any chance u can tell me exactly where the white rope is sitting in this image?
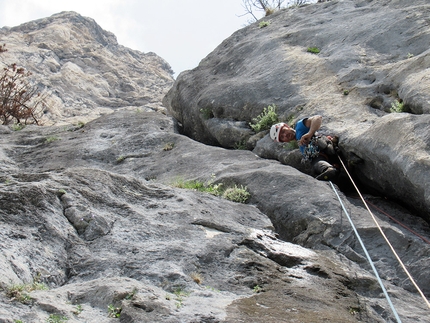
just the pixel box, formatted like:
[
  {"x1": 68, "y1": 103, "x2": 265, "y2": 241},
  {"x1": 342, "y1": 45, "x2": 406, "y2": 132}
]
[
  {"x1": 337, "y1": 157, "x2": 430, "y2": 310},
  {"x1": 329, "y1": 181, "x2": 402, "y2": 323}
]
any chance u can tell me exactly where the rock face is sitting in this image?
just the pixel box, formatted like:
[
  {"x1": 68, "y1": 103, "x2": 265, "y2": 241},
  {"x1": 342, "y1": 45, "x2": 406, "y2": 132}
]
[
  {"x1": 0, "y1": 5, "x2": 430, "y2": 323},
  {"x1": 163, "y1": 0, "x2": 430, "y2": 222},
  {"x1": 0, "y1": 11, "x2": 174, "y2": 125},
  {"x1": 1, "y1": 110, "x2": 430, "y2": 322}
]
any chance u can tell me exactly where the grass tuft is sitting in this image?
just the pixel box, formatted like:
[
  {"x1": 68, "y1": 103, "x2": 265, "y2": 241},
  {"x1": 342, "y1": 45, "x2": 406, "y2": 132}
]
[
  {"x1": 172, "y1": 177, "x2": 250, "y2": 204},
  {"x1": 190, "y1": 272, "x2": 204, "y2": 285}
]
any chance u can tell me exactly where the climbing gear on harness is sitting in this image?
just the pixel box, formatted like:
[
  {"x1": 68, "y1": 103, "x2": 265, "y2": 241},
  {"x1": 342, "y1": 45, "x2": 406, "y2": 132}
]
[
  {"x1": 301, "y1": 136, "x2": 320, "y2": 162},
  {"x1": 301, "y1": 135, "x2": 338, "y2": 163}
]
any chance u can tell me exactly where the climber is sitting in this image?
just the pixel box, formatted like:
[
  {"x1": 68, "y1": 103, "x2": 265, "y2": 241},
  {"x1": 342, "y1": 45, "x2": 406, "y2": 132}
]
[{"x1": 270, "y1": 115, "x2": 340, "y2": 181}]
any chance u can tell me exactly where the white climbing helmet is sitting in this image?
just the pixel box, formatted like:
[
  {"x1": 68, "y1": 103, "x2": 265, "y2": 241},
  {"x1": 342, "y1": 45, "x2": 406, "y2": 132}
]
[{"x1": 270, "y1": 123, "x2": 290, "y2": 142}]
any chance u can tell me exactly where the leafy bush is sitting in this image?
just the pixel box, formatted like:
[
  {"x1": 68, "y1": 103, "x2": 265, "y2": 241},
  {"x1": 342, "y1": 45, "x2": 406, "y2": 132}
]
[
  {"x1": 6, "y1": 280, "x2": 48, "y2": 304},
  {"x1": 45, "y1": 136, "x2": 60, "y2": 144},
  {"x1": 0, "y1": 44, "x2": 47, "y2": 125},
  {"x1": 11, "y1": 123, "x2": 25, "y2": 131},
  {"x1": 46, "y1": 314, "x2": 68, "y2": 323},
  {"x1": 173, "y1": 178, "x2": 223, "y2": 196},
  {"x1": 253, "y1": 285, "x2": 262, "y2": 293},
  {"x1": 200, "y1": 108, "x2": 213, "y2": 120},
  {"x1": 307, "y1": 47, "x2": 320, "y2": 54},
  {"x1": 172, "y1": 287, "x2": 190, "y2": 308},
  {"x1": 249, "y1": 104, "x2": 279, "y2": 132},
  {"x1": 222, "y1": 185, "x2": 250, "y2": 203},
  {"x1": 108, "y1": 305, "x2": 121, "y2": 318},
  {"x1": 173, "y1": 177, "x2": 250, "y2": 203},
  {"x1": 163, "y1": 142, "x2": 174, "y2": 151},
  {"x1": 390, "y1": 99, "x2": 404, "y2": 113},
  {"x1": 259, "y1": 21, "x2": 270, "y2": 28},
  {"x1": 234, "y1": 139, "x2": 247, "y2": 150},
  {"x1": 116, "y1": 155, "x2": 126, "y2": 164}
]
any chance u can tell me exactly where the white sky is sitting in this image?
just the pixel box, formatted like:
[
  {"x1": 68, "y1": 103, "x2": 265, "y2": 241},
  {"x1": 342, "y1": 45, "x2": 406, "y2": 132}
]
[{"x1": 0, "y1": 0, "x2": 260, "y2": 77}]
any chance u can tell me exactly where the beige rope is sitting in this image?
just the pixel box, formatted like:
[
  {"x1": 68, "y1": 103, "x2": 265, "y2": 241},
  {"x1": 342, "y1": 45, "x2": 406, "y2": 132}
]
[{"x1": 338, "y1": 156, "x2": 430, "y2": 310}]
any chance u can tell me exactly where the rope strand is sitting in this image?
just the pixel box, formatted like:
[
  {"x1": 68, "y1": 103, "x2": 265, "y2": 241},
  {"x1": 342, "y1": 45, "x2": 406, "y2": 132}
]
[
  {"x1": 364, "y1": 199, "x2": 430, "y2": 245},
  {"x1": 337, "y1": 157, "x2": 430, "y2": 310},
  {"x1": 330, "y1": 181, "x2": 402, "y2": 323}
]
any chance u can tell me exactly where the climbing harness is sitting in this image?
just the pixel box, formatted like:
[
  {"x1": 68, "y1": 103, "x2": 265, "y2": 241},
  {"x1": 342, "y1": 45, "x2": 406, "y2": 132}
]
[{"x1": 330, "y1": 156, "x2": 430, "y2": 322}]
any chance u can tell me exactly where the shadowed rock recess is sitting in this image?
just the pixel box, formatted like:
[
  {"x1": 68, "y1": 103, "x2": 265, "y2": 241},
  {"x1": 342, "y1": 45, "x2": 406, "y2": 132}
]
[{"x1": 0, "y1": 3, "x2": 429, "y2": 323}]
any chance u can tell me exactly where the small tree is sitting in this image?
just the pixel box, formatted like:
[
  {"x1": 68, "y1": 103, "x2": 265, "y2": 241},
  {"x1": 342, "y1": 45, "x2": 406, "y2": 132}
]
[
  {"x1": 241, "y1": 0, "x2": 311, "y2": 22},
  {"x1": 0, "y1": 45, "x2": 46, "y2": 125}
]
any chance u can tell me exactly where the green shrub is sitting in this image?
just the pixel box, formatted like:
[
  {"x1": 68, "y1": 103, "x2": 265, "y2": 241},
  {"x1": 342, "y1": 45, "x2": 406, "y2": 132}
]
[
  {"x1": 11, "y1": 123, "x2": 25, "y2": 131},
  {"x1": 259, "y1": 21, "x2": 270, "y2": 28},
  {"x1": 253, "y1": 285, "x2": 262, "y2": 293},
  {"x1": 307, "y1": 47, "x2": 320, "y2": 54},
  {"x1": 108, "y1": 305, "x2": 121, "y2": 318},
  {"x1": 125, "y1": 288, "x2": 138, "y2": 300},
  {"x1": 172, "y1": 287, "x2": 190, "y2": 308},
  {"x1": 45, "y1": 136, "x2": 60, "y2": 144},
  {"x1": 73, "y1": 304, "x2": 83, "y2": 315},
  {"x1": 390, "y1": 99, "x2": 404, "y2": 113},
  {"x1": 116, "y1": 155, "x2": 126, "y2": 163},
  {"x1": 234, "y1": 139, "x2": 247, "y2": 150},
  {"x1": 222, "y1": 185, "x2": 250, "y2": 203},
  {"x1": 249, "y1": 105, "x2": 278, "y2": 132},
  {"x1": 200, "y1": 108, "x2": 214, "y2": 119},
  {"x1": 75, "y1": 121, "x2": 85, "y2": 129},
  {"x1": 6, "y1": 280, "x2": 48, "y2": 304},
  {"x1": 173, "y1": 178, "x2": 222, "y2": 195},
  {"x1": 6, "y1": 285, "x2": 32, "y2": 304},
  {"x1": 174, "y1": 179, "x2": 205, "y2": 190},
  {"x1": 163, "y1": 142, "x2": 174, "y2": 151},
  {"x1": 173, "y1": 178, "x2": 250, "y2": 203},
  {"x1": 46, "y1": 314, "x2": 68, "y2": 323}
]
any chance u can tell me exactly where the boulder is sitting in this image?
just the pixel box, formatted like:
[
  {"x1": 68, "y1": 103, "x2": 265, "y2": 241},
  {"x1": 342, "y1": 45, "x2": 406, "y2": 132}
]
[{"x1": 163, "y1": 0, "x2": 430, "y2": 221}]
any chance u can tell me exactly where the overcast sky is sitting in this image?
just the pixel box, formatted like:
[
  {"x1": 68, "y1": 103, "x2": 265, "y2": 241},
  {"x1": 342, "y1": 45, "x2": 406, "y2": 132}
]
[{"x1": 0, "y1": 0, "x2": 262, "y2": 77}]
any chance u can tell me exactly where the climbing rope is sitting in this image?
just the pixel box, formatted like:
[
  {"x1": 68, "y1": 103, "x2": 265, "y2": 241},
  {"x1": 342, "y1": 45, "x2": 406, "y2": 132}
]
[
  {"x1": 334, "y1": 156, "x2": 430, "y2": 310},
  {"x1": 363, "y1": 199, "x2": 430, "y2": 245},
  {"x1": 330, "y1": 181, "x2": 402, "y2": 323}
]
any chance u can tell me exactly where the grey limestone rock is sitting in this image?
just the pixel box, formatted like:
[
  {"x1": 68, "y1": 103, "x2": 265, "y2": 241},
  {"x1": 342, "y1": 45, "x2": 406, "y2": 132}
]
[
  {"x1": 163, "y1": 0, "x2": 430, "y2": 223},
  {"x1": 0, "y1": 3, "x2": 429, "y2": 322}
]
